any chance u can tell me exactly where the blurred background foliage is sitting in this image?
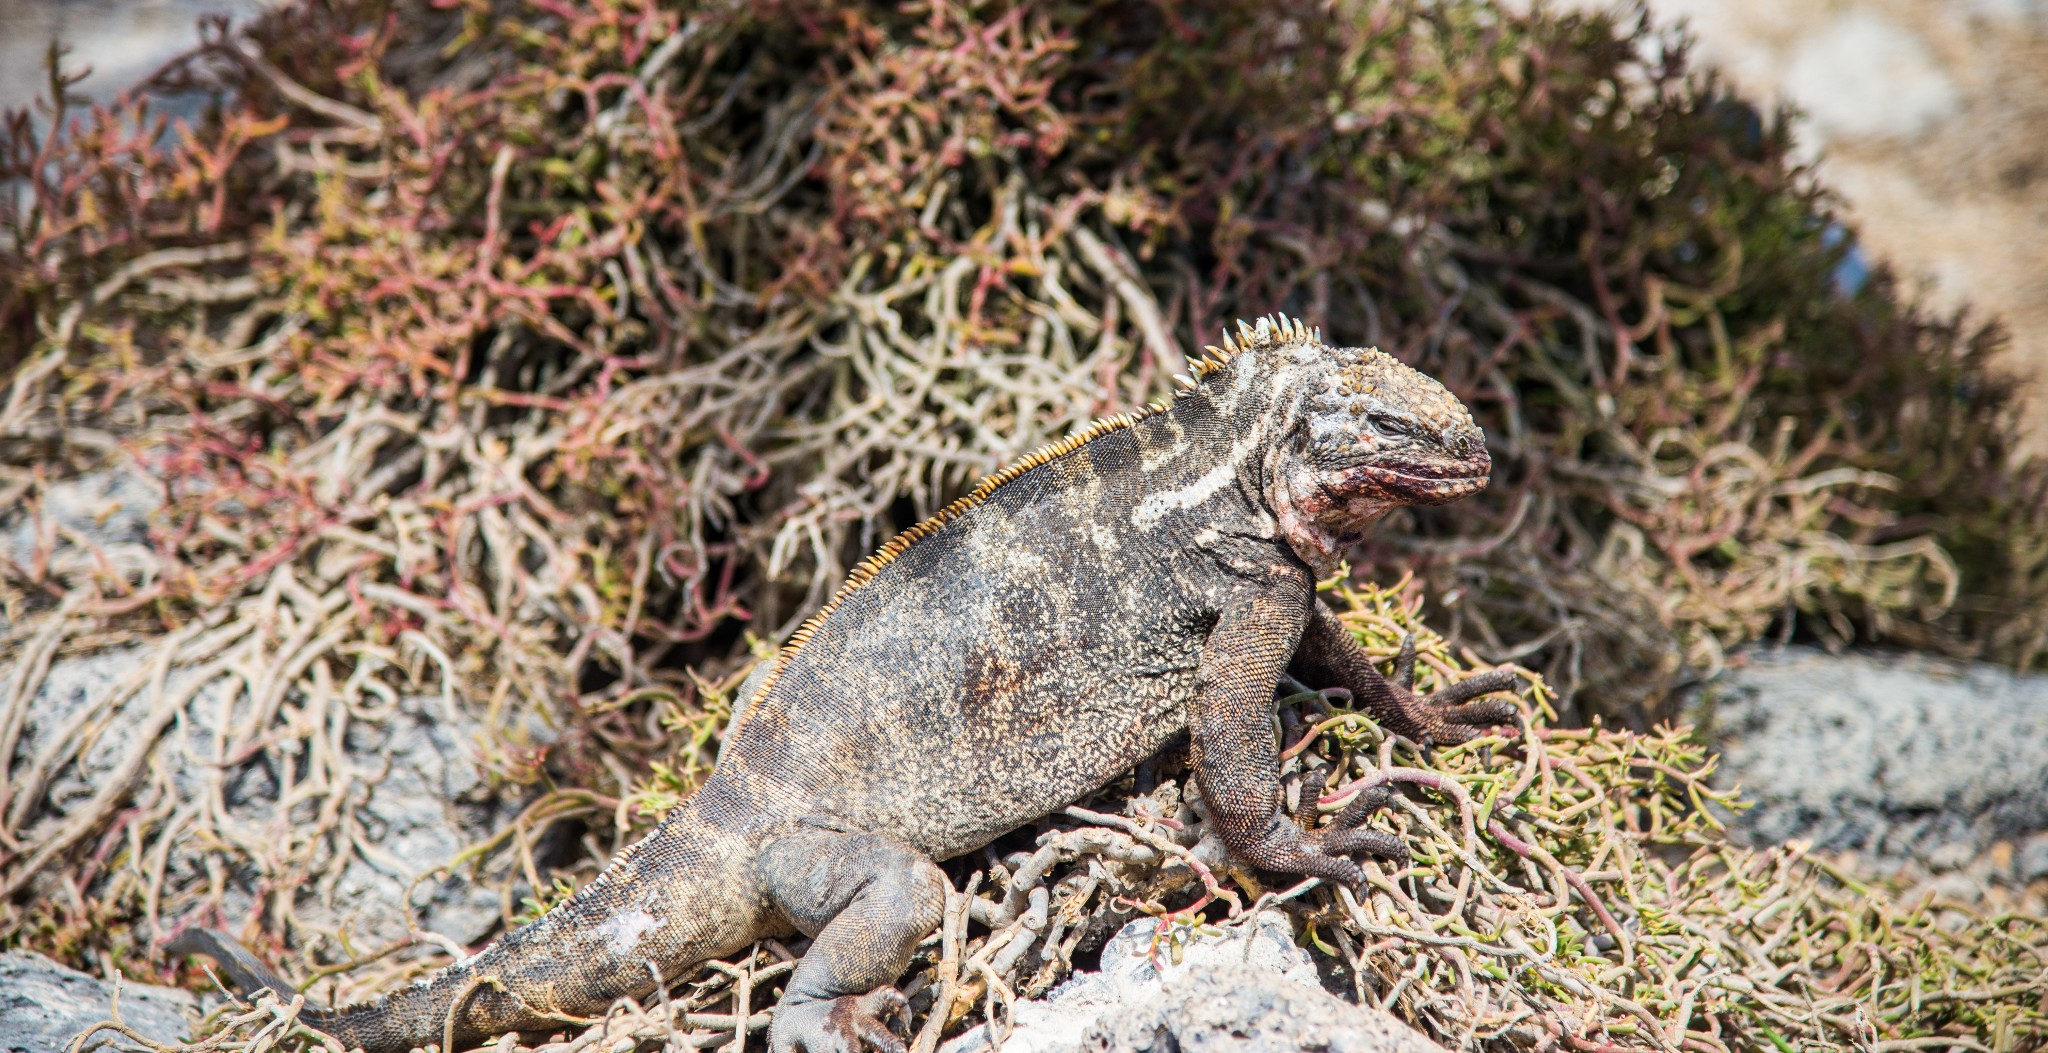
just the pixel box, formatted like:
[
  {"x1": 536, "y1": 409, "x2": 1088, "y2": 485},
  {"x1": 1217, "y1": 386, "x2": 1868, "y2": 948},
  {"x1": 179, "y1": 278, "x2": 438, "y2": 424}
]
[{"x1": 7, "y1": 0, "x2": 2042, "y2": 719}]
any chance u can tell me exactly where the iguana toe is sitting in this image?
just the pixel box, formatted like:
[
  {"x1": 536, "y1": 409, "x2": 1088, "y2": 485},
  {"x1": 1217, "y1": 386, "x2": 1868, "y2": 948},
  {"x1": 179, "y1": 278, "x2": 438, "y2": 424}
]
[
  {"x1": 1227, "y1": 813, "x2": 1392, "y2": 893},
  {"x1": 770, "y1": 986, "x2": 910, "y2": 1053},
  {"x1": 1374, "y1": 634, "x2": 1523, "y2": 748},
  {"x1": 1318, "y1": 827, "x2": 1408, "y2": 867},
  {"x1": 1327, "y1": 783, "x2": 1397, "y2": 830},
  {"x1": 1295, "y1": 849, "x2": 1368, "y2": 894},
  {"x1": 1315, "y1": 782, "x2": 1410, "y2": 877},
  {"x1": 1416, "y1": 670, "x2": 1522, "y2": 747}
]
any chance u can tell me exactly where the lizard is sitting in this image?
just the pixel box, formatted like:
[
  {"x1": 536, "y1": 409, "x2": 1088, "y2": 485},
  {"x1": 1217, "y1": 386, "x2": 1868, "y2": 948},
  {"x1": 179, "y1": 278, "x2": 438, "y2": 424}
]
[{"x1": 168, "y1": 313, "x2": 1522, "y2": 1053}]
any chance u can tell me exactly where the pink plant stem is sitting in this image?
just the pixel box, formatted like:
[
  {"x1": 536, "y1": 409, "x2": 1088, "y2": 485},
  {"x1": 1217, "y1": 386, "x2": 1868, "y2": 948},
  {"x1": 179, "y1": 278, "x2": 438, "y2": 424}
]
[
  {"x1": 1323, "y1": 770, "x2": 1632, "y2": 963},
  {"x1": 1485, "y1": 817, "x2": 1632, "y2": 963}
]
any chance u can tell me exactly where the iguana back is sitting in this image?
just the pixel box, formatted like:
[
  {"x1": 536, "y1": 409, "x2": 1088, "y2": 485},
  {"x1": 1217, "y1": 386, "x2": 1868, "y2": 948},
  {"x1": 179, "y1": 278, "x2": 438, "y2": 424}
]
[{"x1": 724, "y1": 392, "x2": 1246, "y2": 858}]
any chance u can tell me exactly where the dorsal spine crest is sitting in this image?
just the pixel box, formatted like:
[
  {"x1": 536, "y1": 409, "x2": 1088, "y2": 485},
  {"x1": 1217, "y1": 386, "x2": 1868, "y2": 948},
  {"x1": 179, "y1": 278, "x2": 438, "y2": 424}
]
[
  {"x1": 1193, "y1": 312, "x2": 1316, "y2": 380},
  {"x1": 739, "y1": 312, "x2": 1321, "y2": 717}
]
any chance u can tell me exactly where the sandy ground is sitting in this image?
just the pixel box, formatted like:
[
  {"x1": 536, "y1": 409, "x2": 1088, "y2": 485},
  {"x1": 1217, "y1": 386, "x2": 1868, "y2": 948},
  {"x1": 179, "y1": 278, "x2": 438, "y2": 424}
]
[
  {"x1": 0, "y1": 0, "x2": 273, "y2": 114},
  {"x1": 1562, "y1": 0, "x2": 2048, "y2": 452},
  {"x1": 4, "y1": 0, "x2": 2048, "y2": 448}
]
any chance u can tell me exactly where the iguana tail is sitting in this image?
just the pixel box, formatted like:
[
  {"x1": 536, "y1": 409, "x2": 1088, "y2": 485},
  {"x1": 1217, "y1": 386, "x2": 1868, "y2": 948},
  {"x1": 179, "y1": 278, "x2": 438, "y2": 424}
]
[
  {"x1": 166, "y1": 926, "x2": 570, "y2": 1052},
  {"x1": 169, "y1": 794, "x2": 765, "y2": 1052}
]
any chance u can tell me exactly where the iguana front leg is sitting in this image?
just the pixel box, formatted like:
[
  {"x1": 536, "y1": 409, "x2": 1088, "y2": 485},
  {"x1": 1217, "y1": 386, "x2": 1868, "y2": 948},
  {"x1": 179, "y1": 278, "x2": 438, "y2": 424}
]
[
  {"x1": 1292, "y1": 599, "x2": 1518, "y2": 748},
  {"x1": 1188, "y1": 577, "x2": 1400, "y2": 890}
]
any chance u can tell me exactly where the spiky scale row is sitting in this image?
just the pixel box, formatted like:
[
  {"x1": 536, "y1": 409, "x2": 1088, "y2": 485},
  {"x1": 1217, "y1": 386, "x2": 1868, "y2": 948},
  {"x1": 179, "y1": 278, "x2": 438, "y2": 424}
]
[
  {"x1": 1196, "y1": 312, "x2": 1318, "y2": 378},
  {"x1": 738, "y1": 312, "x2": 1324, "y2": 719}
]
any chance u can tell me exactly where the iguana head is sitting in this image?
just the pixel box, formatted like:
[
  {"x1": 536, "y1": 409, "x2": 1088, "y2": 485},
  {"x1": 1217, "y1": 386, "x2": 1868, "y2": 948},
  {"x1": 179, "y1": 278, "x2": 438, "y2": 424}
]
[
  {"x1": 1294, "y1": 342, "x2": 1489, "y2": 503},
  {"x1": 1194, "y1": 315, "x2": 1489, "y2": 575}
]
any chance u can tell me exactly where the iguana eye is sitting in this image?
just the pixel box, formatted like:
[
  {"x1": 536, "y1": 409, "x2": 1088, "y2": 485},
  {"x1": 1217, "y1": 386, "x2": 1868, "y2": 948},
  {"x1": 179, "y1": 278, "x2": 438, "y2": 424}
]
[{"x1": 1367, "y1": 412, "x2": 1415, "y2": 438}]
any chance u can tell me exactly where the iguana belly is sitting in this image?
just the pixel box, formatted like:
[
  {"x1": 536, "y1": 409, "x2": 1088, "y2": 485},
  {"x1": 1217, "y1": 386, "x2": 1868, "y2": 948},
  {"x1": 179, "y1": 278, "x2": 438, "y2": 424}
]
[{"x1": 861, "y1": 665, "x2": 1196, "y2": 859}]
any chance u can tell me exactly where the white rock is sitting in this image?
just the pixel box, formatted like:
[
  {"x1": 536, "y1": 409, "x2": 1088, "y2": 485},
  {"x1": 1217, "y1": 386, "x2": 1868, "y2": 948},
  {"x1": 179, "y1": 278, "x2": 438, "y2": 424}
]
[
  {"x1": 1960, "y1": 0, "x2": 2048, "y2": 26},
  {"x1": 1, "y1": 469, "x2": 160, "y2": 585},
  {"x1": 0, "y1": 950, "x2": 195, "y2": 1053},
  {"x1": 12, "y1": 643, "x2": 537, "y2": 952},
  {"x1": 943, "y1": 911, "x2": 1443, "y2": 1053},
  {"x1": 1782, "y1": 11, "x2": 1960, "y2": 142}
]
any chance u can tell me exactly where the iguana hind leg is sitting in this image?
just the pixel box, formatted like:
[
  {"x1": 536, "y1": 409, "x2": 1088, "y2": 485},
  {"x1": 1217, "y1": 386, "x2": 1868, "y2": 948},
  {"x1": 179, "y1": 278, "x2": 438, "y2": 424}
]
[{"x1": 759, "y1": 827, "x2": 945, "y2": 1053}]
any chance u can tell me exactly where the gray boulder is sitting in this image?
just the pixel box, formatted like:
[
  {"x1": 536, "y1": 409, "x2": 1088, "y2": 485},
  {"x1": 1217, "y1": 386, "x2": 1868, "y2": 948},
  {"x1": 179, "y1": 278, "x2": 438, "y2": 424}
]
[
  {"x1": 7, "y1": 469, "x2": 539, "y2": 949},
  {"x1": 943, "y1": 911, "x2": 1443, "y2": 1053},
  {"x1": 0, "y1": 950, "x2": 194, "y2": 1053},
  {"x1": 0, "y1": 469, "x2": 160, "y2": 581},
  {"x1": 1701, "y1": 645, "x2": 2048, "y2": 880},
  {"x1": 13, "y1": 640, "x2": 537, "y2": 954}
]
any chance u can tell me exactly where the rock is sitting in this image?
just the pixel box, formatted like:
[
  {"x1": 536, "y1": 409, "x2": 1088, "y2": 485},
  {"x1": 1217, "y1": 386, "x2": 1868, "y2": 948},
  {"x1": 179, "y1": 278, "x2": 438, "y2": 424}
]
[
  {"x1": 1782, "y1": 11, "x2": 1959, "y2": 142},
  {"x1": 0, "y1": 950, "x2": 195, "y2": 1053},
  {"x1": 0, "y1": 469, "x2": 161, "y2": 588},
  {"x1": 0, "y1": 0, "x2": 283, "y2": 121},
  {"x1": 295, "y1": 690, "x2": 538, "y2": 945},
  {"x1": 1961, "y1": 0, "x2": 2048, "y2": 26},
  {"x1": 942, "y1": 911, "x2": 1443, "y2": 1053},
  {"x1": 1700, "y1": 646, "x2": 2048, "y2": 869},
  {"x1": 2015, "y1": 831, "x2": 2048, "y2": 884},
  {"x1": 7, "y1": 479, "x2": 540, "y2": 968},
  {"x1": 7, "y1": 470, "x2": 543, "y2": 948},
  {"x1": 1076, "y1": 962, "x2": 1446, "y2": 1053},
  {"x1": 13, "y1": 642, "x2": 536, "y2": 951}
]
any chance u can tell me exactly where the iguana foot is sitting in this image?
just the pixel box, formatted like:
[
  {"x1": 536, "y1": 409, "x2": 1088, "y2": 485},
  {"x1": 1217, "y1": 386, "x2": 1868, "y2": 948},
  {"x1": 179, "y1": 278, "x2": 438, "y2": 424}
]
[
  {"x1": 1387, "y1": 633, "x2": 1520, "y2": 747},
  {"x1": 1292, "y1": 603, "x2": 1522, "y2": 750},
  {"x1": 1227, "y1": 802, "x2": 1410, "y2": 894},
  {"x1": 759, "y1": 829, "x2": 942, "y2": 1053},
  {"x1": 768, "y1": 986, "x2": 909, "y2": 1053}
]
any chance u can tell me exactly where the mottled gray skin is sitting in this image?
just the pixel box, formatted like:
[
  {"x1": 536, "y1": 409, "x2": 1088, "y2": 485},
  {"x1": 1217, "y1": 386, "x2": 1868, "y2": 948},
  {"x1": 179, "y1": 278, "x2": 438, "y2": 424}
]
[{"x1": 169, "y1": 316, "x2": 1518, "y2": 1053}]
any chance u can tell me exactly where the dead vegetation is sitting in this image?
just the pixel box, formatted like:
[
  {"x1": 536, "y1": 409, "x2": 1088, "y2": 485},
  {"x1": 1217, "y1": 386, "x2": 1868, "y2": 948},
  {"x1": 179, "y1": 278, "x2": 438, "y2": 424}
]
[{"x1": 54, "y1": 586, "x2": 2048, "y2": 1053}]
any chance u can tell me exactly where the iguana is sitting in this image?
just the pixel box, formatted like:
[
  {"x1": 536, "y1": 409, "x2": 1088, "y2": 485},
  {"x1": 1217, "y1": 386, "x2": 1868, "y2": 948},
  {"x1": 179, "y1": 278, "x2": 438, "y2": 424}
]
[{"x1": 170, "y1": 314, "x2": 1521, "y2": 1053}]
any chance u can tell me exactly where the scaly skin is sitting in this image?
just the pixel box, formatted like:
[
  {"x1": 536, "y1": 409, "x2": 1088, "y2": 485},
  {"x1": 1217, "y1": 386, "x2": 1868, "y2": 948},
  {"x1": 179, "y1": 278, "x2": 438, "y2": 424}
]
[{"x1": 170, "y1": 314, "x2": 1519, "y2": 1053}]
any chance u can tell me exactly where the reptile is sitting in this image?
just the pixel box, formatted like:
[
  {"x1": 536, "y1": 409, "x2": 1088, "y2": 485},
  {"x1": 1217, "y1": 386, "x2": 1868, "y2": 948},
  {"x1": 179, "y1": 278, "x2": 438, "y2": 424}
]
[{"x1": 169, "y1": 313, "x2": 1522, "y2": 1053}]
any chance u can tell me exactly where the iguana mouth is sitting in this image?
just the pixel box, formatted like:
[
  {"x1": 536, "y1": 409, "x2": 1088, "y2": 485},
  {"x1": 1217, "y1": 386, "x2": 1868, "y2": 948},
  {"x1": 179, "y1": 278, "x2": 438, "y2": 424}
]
[
  {"x1": 1350, "y1": 463, "x2": 1489, "y2": 504},
  {"x1": 1366, "y1": 465, "x2": 1488, "y2": 485}
]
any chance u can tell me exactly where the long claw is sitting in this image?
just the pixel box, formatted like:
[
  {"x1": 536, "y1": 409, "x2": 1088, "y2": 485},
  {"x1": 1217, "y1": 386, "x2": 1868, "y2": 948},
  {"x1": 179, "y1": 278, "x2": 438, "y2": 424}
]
[
  {"x1": 850, "y1": 1013, "x2": 906, "y2": 1053},
  {"x1": 863, "y1": 987, "x2": 909, "y2": 1033},
  {"x1": 1392, "y1": 632, "x2": 1418, "y2": 691},
  {"x1": 1321, "y1": 826, "x2": 1407, "y2": 865},
  {"x1": 1412, "y1": 667, "x2": 1522, "y2": 744},
  {"x1": 1428, "y1": 667, "x2": 1522, "y2": 706},
  {"x1": 1440, "y1": 698, "x2": 1518, "y2": 727}
]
